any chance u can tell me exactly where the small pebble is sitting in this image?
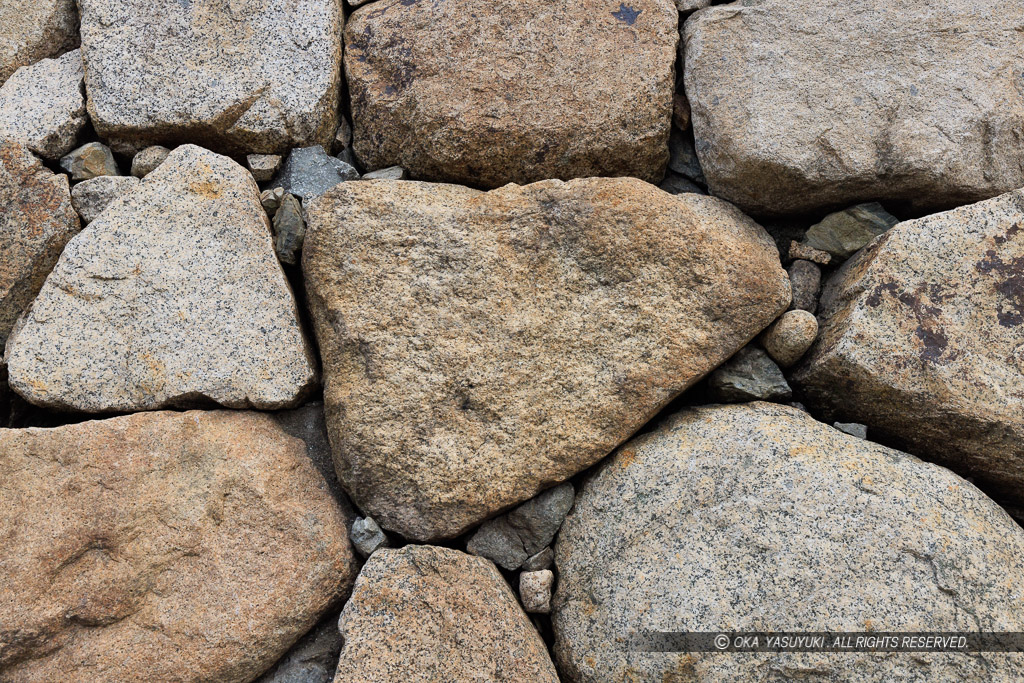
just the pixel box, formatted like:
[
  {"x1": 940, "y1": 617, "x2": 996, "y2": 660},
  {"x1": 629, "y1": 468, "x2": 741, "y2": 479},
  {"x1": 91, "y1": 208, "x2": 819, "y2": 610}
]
[
  {"x1": 247, "y1": 154, "x2": 283, "y2": 183},
  {"x1": 332, "y1": 118, "x2": 352, "y2": 154},
  {"x1": 804, "y1": 202, "x2": 898, "y2": 263},
  {"x1": 760, "y1": 310, "x2": 819, "y2": 368},
  {"x1": 272, "y1": 194, "x2": 306, "y2": 266},
  {"x1": 61, "y1": 142, "x2": 120, "y2": 181},
  {"x1": 261, "y1": 187, "x2": 285, "y2": 215},
  {"x1": 788, "y1": 240, "x2": 831, "y2": 265},
  {"x1": 350, "y1": 516, "x2": 389, "y2": 558},
  {"x1": 363, "y1": 166, "x2": 407, "y2": 181},
  {"x1": 519, "y1": 570, "x2": 554, "y2": 614},
  {"x1": 131, "y1": 145, "x2": 171, "y2": 178}
]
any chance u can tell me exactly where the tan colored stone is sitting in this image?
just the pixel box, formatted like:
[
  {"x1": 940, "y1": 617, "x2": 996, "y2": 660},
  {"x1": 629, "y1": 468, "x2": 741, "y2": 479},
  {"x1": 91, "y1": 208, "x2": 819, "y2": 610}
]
[
  {"x1": 520, "y1": 570, "x2": 554, "y2": 614},
  {"x1": 0, "y1": 49, "x2": 86, "y2": 159},
  {"x1": 789, "y1": 240, "x2": 831, "y2": 265},
  {"x1": 0, "y1": 0, "x2": 78, "y2": 86},
  {"x1": 6, "y1": 144, "x2": 317, "y2": 412},
  {"x1": 793, "y1": 188, "x2": 1024, "y2": 505},
  {"x1": 684, "y1": 0, "x2": 1024, "y2": 215},
  {"x1": 760, "y1": 309, "x2": 818, "y2": 367},
  {"x1": 554, "y1": 402, "x2": 1024, "y2": 681},
  {"x1": 130, "y1": 145, "x2": 171, "y2": 178},
  {"x1": 0, "y1": 410, "x2": 359, "y2": 683},
  {"x1": 345, "y1": 0, "x2": 677, "y2": 188},
  {"x1": 0, "y1": 140, "x2": 79, "y2": 346},
  {"x1": 304, "y1": 177, "x2": 790, "y2": 541},
  {"x1": 70, "y1": 174, "x2": 140, "y2": 223},
  {"x1": 333, "y1": 545, "x2": 558, "y2": 682}
]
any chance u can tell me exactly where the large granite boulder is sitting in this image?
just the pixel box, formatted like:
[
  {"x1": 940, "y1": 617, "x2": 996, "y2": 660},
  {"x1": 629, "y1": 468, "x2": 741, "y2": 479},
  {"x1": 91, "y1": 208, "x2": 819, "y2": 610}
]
[
  {"x1": 344, "y1": 0, "x2": 677, "y2": 188},
  {"x1": 0, "y1": 49, "x2": 86, "y2": 159},
  {"x1": 0, "y1": 140, "x2": 79, "y2": 347},
  {"x1": 304, "y1": 178, "x2": 790, "y2": 541},
  {"x1": 0, "y1": 410, "x2": 359, "y2": 683},
  {"x1": 333, "y1": 545, "x2": 558, "y2": 682},
  {"x1": 5, "y1": 144, "x2": 317, "y2": 412},
  {"x1": 684, "y1": 0, "x2": 1024, "y2": 215},
  {"x1": 554, "y1": 402, "x2": 1024, "y2": 681},
  {"x1": 76, "y1": 0, "x2": 344, "y2": 155},
  {"x1": 0, "y1": 0, "x2": 78, "y2": 86},
  {"x1": 793, "y1": 188, "x2": 1024, "y2": 505}
]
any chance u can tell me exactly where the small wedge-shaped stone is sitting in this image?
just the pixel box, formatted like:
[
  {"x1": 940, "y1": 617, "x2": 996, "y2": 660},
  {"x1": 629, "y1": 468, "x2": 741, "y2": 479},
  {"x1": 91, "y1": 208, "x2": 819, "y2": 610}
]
[
  {"x1": 77, "y1": 0, "x2": 343, "y2": 155},
  {"x1": 0, "y1": 0, "x2": 78, "y2": 86},
  {"x1": 793, "y1": 188, "x2": 1024, "y2": 505},
  {"x1": 6, "y1": 144, "x2": 317, "y2": 412},
  {"x1": 554, "y1": 403, "x2": 1024, "y2": 681},
  {"x1": 345, "y1": 0, "x2": 677, "y2": 188},
  {"x1": 304, "y1": 178, "x2": 790, "y2": 540},
  {"x1": 684, "y1": 0, "x2": 1024, "y2": 215},
  {"x1": 334, "y1": 545, "x2": 559, "y2": 682},
  {"x1": 0, "y1": 410, "x2": 359, "y2": 683},
  {"x1": 0, "y1": 140, "x2": 80, "y2": 346},
  {"x1": 0, "y1": 49, "x2": 86, "y2": 159}
]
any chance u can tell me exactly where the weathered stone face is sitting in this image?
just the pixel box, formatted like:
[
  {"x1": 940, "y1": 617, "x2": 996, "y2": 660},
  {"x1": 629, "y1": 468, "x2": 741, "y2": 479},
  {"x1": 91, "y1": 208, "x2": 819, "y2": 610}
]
[
  {"x1": 304, "y1": 177, "x2": 789, "y2": 541},
  {"x1": 684, "y1": 0, "x2": 1024, "y2": 216},
  {"x1": 77, "y1": 0, "x2": 344, "y2": 155},
  {"x1": 0, "y1": 0, "x2": 78, "y2": 86},
  {"x1": 0, "y1": 140, "x2": 80, "y2": 347},
  {"x1": 0, "y1": 410, "x2": 359, "y2": 683},
  {"x1": 0, "y1": 49, "x2": 86, "y2": 160},
  {"x1": 5, "y1": 144, "x2": 318, "y2": 413},
  {"x1": 344, "y1": 0, "x2": 678, "y2": 188},
  {"x1": 793, "y1": 188, "x2": 1024, "y2": 505},
  {"x1": 554, "y1": 402, "x2": 1024, "y2": 681},
  {"x1": 333, "y1": 545, "x2": 559, "y2": 682}
]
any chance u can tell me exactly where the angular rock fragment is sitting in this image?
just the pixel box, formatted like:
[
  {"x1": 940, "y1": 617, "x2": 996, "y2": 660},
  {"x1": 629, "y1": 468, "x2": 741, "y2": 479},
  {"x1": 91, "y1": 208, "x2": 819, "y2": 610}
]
[
  {"x1": 793, "y1": 188, "x2": 1024, "y2": 504},
  {"x1": 304, "y1": 178, "x2": 790, "y2": 540},
  {"x1": 803, "y1": 202, "x2": 898, "y2": 263},
  {"x1": 658, "y1": 172, "x2": 705, "y2": 196},
  {"x1": 334, "y1": 545, "x2": 558, "y2": 682},
  {"x1": 345, "y1": 0, "x2": 678, "y2": 188},
  {"x1": 468, "y1": 483, "x2": 575, "y2": 570},
  {"x1": 77, "y1": 0, "x2": 343, "y2": 155},
  {"x1": 70, "y1": 174, "x2": 139, "y2": 223},
  {"x1": 272, "y1": 193, "x2": 306, "y2": 266},
  {"x1": 272, "y1": 145, "x2": 358, "y2": 200},
  {"x1": 0, "y1": 0, "x2": 78, "y2": 86},
  {"x1": 667, "y1": 127, "x2": 705, "y2": 186},
  {"x1": 522, "y1": 547, "x2": 554, "y2": 572},
  {"x1": 684, "y1": 0, "x2": 1024, "y2": 215},
  {"x1": 271, "y1": 402, "x2": 352, "y2": 509},
  {"x1": 0, "y1": 49, "x2": 86, "y2": 159},
  {"x1": 760, "y1": 309, "x2": 818, "y2": 368},
  {"x1": 554, "y1": 403, "x2": 1024, "y2": 681},
  {"x1": 6, "y1": 144, "x2": 317, "y2": 412},
  {"x1": 0, "y1": 141, "x2": 79, "y2": 345},
  {"x1": 789, "y1": 240, "x2": 831, "y2": 265},
  {"x1": 520, "y1": 570, "x2": 554, "y2": 614},
  {"x1": 708, "y1": 346, "x2": 792, "y2": 402},
  {"x1": 60, "y1": 141, "x2": 119, "y2": 180},
  {"x1": 130, "y1": 145, "x2": 170, "y2": 178},
  {"x1": 834, "y1": 421, "x2": 868, "y2": 439},
  {"x1": 262, "y1": 186, "x2": 285, "y2": 214},
  {"x1": 350, "y1": 516, "x2": 389, "y2": 558},
  {"x1": 362, "y1": 166, "x2": 406, "y2": 181},
  {"x1": 248, "y1": 153, "x2": 282, "y2": 183},
  {"x1": 0, "y1": 410, "x2": 359, "y2": 683},
  {"x1": 788, "y1": 259, "x2": 822, "y2": 313}
]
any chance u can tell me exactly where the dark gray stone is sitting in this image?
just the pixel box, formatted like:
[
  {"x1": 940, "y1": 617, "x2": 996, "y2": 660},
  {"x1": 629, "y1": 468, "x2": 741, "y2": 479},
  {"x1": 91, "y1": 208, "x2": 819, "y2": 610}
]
[
  {"x1": 788, "y1": 259, "x2": 822, "y2": 314},
  {"x1": 804, "y1": 202, "x2": 898, "y2": 263},
  {"x1": 708, "y1": 346, "x2": 792, "y2": 403},
  {"x1": 272, "y1": 146, "x2": 359, "y2": 200},
  {"x1": 350, "y1": 516, "x2": 389, "y2": 558},
  {"x1": 522, "y1": 547, "x2": 553, "y2": 572},
  {"x1": 467, "y1": 483, "x2": 575, "y2": 570},
  {"x1": 362, "y1": 166, "x2": 407, "y2": 181},
  {"x1": 273, "y1": 194, "x2": 306, "y2": 266},
  {"x1": 667, "y1": 127, "x2": 705, "y2": 186},
  {"x1": 658, "y1": 172, "x2": 706, "y2": 196},
  {"x1": 834, "y1": 422, "x2": 868, "y2": 439}
]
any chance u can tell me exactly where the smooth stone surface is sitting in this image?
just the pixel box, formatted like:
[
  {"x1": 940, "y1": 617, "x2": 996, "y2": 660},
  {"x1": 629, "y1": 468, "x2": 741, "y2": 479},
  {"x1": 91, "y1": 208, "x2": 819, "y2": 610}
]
[
  {"x1": 304, "y1": 178, "x2": 790, "y2": 541},
  {"x1": 262, "y1": 186, "x2": 285, "y2": 214},
  {"x1": 272, "y1": 193, "x2": 306, "y2": 266},
  {"x1": 248, "y1": 153, "x2": 282, "y2": 183},
  {"x1": 255, "y1": 613, "x2": 343, "y2": 683},
  {"x1": 0, "y1": 140, "x2": 79, "y2": 346},
  {"x1": 77, "y1": 0, "x2": 343, "y2": 155},
  {"x1": 130, "y1": 145, "x2": 170, "y2": 178},
  {"x1": 760, "y1": 309, "x2": 818, "y2": 368},
  {"x1": 345, "y1": 0, "x2": 677, "y2": 188},
  {"x1": 520, "y1": 570, "x2": 554, "y2": 614},
  {"x1": 0, "y1": 0, "x2": 78, "y2": 86},
  {"x1": 788, "y1": 259, "x2": 822, "y2": 314},
  {"x1": 793, "y1": 188, "x2": 1024, "y2": 505},
  {"x1": 333, "y1": 545, "x2": 559, "y2": 682},
  {"x1": 804, "y1": 202, "x2": 899, "y2": 263},
  {"x1": 362, "y1": 166, "x2": 406, "y2": 181},
  {"x1": 522, "y1": 547, "x2": 554, "y2": 572},
  {"x1": 70, "y1": 174, "x2": 140, "y2": 224},
  {"x1": 0, "y1": 410, "x2": 359, "y2": 683},
  {"x1": 684, "y1": 0, "x2": 1024, "y2": 216},
  {"x1": 835, "y1": 421, "x2": 868, "y2": 439},
  {"x1": 0, "y1": 49, "x2": 85, "y2": 159},
  {"x1": 658, "y1": 172, "x2": 706, "y2": 196},
  {"x1": 60, "y1": 142, "x2": 119, "y2": 181},
  {"x1": 272, "y1": 146, "x2": 358, "y2": 200},
  {"x1": 554, "y1": 402, "x2": 1024, "y2": 681},
  {"x1": 6, "y1": 144, "x2": 318, "y2": 412},
  {"x1": 708, "y1": 345, "x2": 792, "y2": 402},
  {"x1": 350, "y1": 516, "x2": 389, "y2": 558}
]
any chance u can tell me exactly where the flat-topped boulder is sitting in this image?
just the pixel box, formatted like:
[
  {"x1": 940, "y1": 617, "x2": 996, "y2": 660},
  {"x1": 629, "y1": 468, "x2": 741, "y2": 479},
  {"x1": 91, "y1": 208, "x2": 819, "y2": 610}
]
[{"x1": 0, "y1": 0, "x2": 78, "y2": 86}]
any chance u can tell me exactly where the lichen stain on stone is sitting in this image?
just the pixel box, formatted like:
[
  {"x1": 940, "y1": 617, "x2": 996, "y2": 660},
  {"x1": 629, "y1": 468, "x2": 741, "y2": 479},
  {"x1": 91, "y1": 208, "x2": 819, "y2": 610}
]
[
  {"x1": 975, "y1": 237, "x2": 1024, "y2": 328},
  {"x1": 865, "y1": 280, "x2": 958, "y2": 363},
  {"x1": 611, "y1": 3, "x2": 641, "y2": 25}
]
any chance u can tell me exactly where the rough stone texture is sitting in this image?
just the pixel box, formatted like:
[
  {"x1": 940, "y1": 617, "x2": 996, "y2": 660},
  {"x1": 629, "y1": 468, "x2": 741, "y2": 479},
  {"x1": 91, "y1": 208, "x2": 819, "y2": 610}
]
[
  {"x1": 255, "y1": 612, "x2": 343, "y2": 683},
  {"x1": 672, "y1": 90, "x2": 690, "y2": 131},
  {"x1": 272, "y1": 146, "x2": 358, "y2": 200},
  {"x1": 0, "y1": 0, "x2": 78, "y2": 86},
  {"x1": 248, "y1": 153, "x2": 282, "y2": 183},
  {"x1": 522, "y1": 547, "x2": 554, "y2": 572},
  {"x1": 0, "y1": 49, "x2": 86, "y2": 159},
  {"x1": 344, "y1": 0, "x2": 678, "y2": 188},
  {"x1": 60, "y1": 141, "x2": 119, "y2": 180},
  {"x1": 350, "y1": 517, "x2": 389, "y2": 558},
  {"x1": 676, "y1": 0, "x2": 709, "y2": 12},
  {"x1": 520, "y1": 570, "x2": 554, "y2": 614},
  {"x1": 554, "y1": 402, "x2": 1024, "y2": 681},
  {"x1": 793, "y1": 188, "x2": 1024, "y2": 505},
  {"x1": 262, "y1": 187, "x2": 285, "y2": 214},
  {"x1": 331, "y1": 117, "x2": 351, "y2": 155},
  {"x1": 684, "y1": 0, "x2": 1024, "y2": 216},
  {"x1": 271, "y1": 402, "x2": 352, "y2": 510},
  {"x1": 77, "y1": 0, "x2": 343, "y2": 156},
  {"x1": 789, "y1": 240, "x2": 831, "y2": 265},
  {"x1": 333, "y1": 545, "x2": 559, "y2": 682},
  {"x1": 304, "y1": 177, "x2": 790, "y2": 541},
  {"x1": 804, "y1": 202, "x2": 899, "y2": 263},
  {"x1": 667, "y1": 127, "x2": 705, "y2": 186},
  {"x1": 707, "y1": 345, "x2": 792, "y2": 402},
  {"x1": 788, "y1": 259, "x2": 822, "y2": 314},
  {"x1": 6, "y1": 144, "x2": 317, "y2": 412},
  {"x1": 70, "y1": 174, "x2": 139, "y2": 223},
  {"x1": 0, "y1": 141, "x2": 79, "y2": 346},
  {"x1": 0, "y1": 410, "x2": 359, "y2": 683},
  {"x1": 760, "y1": 309, "x2": 818, "y2": 368},
  {"x1": 469, "y1": 483, "x2": 575, "y2": 569},
  {"x1": 130, "y1": 145, "x2": 170, "y2": 178},
  {"x1": 273, "y1": 193, "x2": 306, "y2": 266}
]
